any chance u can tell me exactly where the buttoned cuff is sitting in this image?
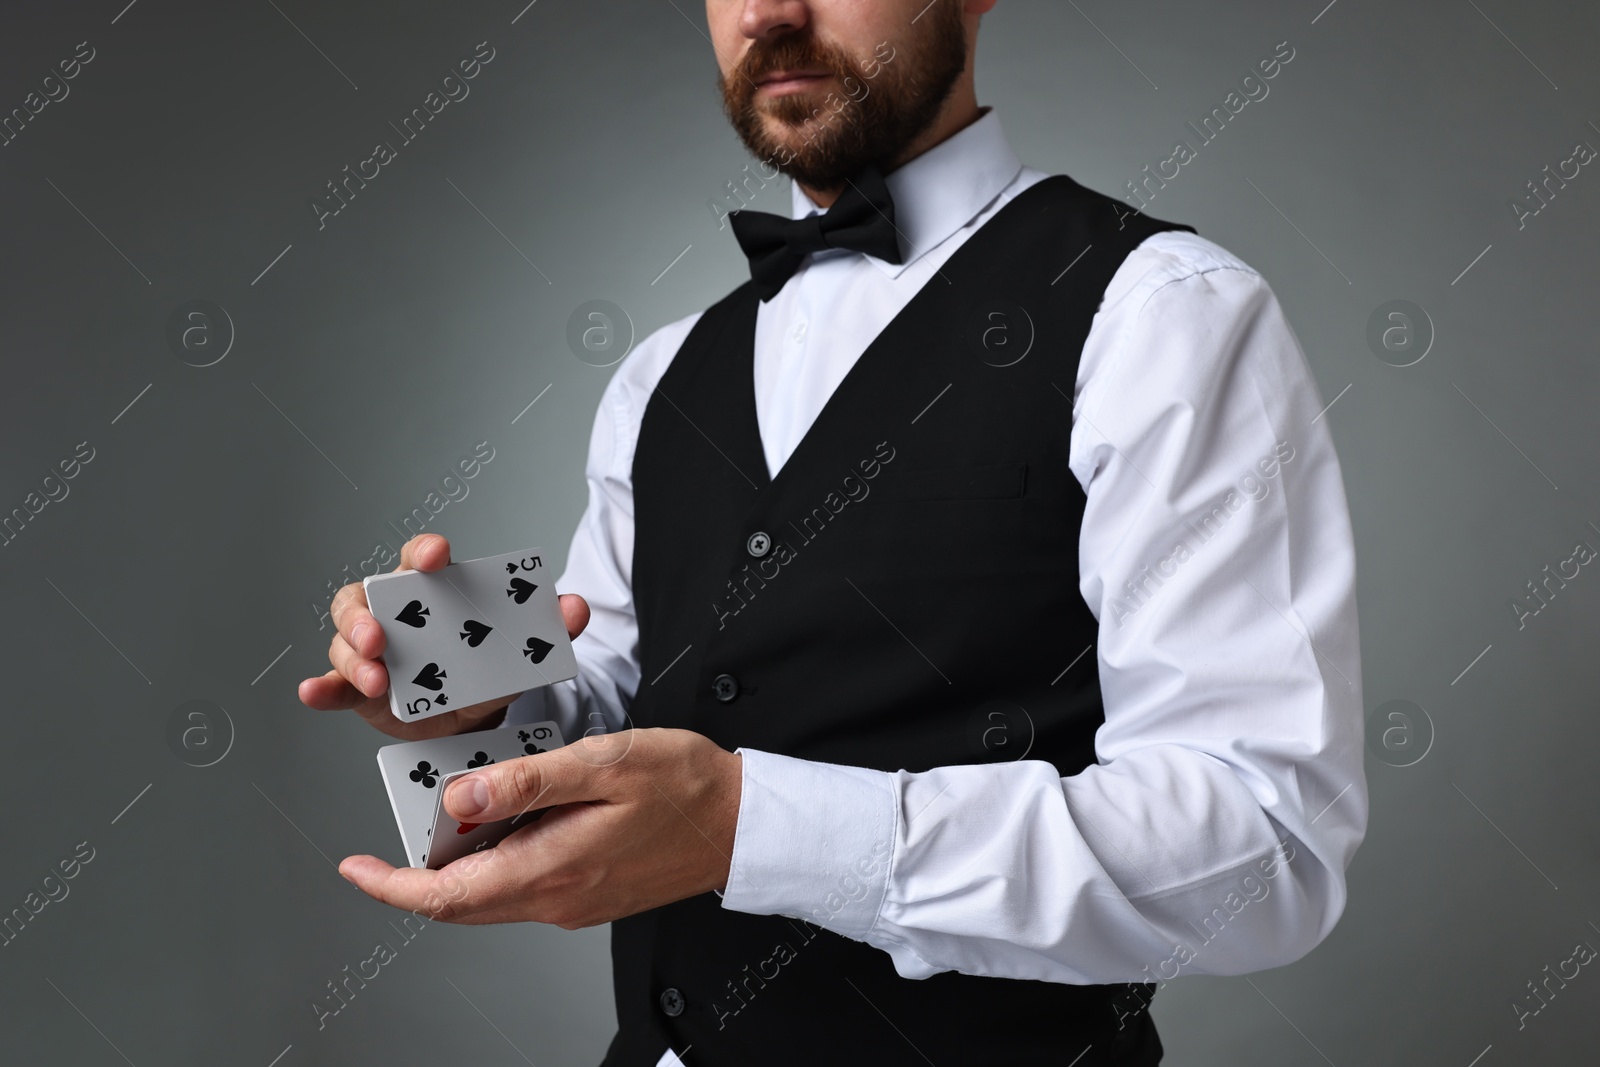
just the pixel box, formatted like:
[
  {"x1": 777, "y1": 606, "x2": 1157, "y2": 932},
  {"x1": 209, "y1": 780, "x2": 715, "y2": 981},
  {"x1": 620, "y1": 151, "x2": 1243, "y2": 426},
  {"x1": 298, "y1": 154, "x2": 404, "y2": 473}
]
[{"x1": 718, "y1": 748, "x2": 899, "y2": 943}]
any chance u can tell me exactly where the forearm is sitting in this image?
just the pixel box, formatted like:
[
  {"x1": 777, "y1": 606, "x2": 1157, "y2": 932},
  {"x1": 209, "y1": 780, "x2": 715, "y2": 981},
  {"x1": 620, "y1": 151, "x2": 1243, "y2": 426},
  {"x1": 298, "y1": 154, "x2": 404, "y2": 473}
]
[{"x1": 720, "y1": 737, "x2": 1359, "y2": 985}]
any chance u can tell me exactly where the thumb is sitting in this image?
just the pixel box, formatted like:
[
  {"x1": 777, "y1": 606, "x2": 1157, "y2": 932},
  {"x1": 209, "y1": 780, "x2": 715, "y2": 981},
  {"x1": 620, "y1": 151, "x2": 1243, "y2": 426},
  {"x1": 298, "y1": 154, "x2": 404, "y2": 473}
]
[
  {"x1": 444, "y1": 746, "x2": 596, "y2": 822},
  {"x1": 559, "y1": 592, "x2": 590, "y2": 640},
  {"x1": 398, "y1": 532, "x2": 451, "y2": 573}
]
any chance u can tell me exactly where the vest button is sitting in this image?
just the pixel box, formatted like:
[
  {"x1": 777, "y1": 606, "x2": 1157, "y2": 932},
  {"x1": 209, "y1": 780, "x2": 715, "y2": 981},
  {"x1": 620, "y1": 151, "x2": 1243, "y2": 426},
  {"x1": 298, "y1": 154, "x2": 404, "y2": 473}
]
[
  {"x1": 746, "y1": 531, "x2": 772, "y2": 558},
  {"x1": 659, "y1": 987, "x2": 686, "y2": 1017},
  {"x1": 711, "y1": 673, "x2": 740, "y2": 702}
]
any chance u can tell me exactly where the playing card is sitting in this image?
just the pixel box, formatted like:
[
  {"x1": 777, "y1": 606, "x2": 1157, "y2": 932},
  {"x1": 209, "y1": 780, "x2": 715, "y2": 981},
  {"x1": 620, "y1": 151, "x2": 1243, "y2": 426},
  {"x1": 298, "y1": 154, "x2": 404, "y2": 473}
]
[
  {"x1": 426, "y1": 768, "x2": 554, "y2": 870},
  {"x1": 363, "y1": 546, "x2": 578, "y2": 723},
  {"x1": 446, "y1": 549, "x2": 580, "y2": 692},
  {"x1": 375, "y1": 721, "x2": 567, "y2": 868}
]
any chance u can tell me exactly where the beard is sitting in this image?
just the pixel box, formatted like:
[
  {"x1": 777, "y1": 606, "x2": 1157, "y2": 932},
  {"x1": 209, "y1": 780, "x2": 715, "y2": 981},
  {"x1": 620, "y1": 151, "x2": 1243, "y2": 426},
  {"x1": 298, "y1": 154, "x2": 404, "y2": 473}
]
[{"x1": 717, "y1": 3, "x2": 968, "y2": 189}]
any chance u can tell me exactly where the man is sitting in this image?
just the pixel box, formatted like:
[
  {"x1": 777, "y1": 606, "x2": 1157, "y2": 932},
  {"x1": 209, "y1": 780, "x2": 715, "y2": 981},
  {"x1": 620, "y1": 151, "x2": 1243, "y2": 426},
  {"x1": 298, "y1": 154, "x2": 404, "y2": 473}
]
[{"x1": 299, "y1": 1, "x2": 1366, "y2": 1064}]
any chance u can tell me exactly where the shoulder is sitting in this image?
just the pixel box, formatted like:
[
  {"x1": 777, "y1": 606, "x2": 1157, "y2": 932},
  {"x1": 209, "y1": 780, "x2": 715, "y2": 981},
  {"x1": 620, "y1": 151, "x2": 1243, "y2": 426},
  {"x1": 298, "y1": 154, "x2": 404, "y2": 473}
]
[
  {"x1": 603, "y1": 306, "x2": 705, "y2": 406},
  {"x1": 1085, "y1": 227, "x2": 1284, "y2": 369},
  {"x1": 1105, "y1": 229, "x2": 1265, "y2": 318},
  {"x1": 1012, "y1": 168, "x2": 1268, "y2": 317},
  {"x1": 585, "y1": 306, "x2": 705, "y2": 479}
]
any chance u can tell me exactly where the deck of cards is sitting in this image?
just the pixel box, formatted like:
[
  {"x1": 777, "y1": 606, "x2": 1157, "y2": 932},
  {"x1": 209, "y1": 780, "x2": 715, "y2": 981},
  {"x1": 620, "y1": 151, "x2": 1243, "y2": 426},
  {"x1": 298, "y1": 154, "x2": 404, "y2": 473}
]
[
  {"x1": 362, "y1": 547, "x2": 579, "y2": 723},
  {"x1": 365, "y1": 546, "x2": 581, "y2": 869},
  {"x1": 377, "y1": 721, "x2": 567, "y2": 869}
]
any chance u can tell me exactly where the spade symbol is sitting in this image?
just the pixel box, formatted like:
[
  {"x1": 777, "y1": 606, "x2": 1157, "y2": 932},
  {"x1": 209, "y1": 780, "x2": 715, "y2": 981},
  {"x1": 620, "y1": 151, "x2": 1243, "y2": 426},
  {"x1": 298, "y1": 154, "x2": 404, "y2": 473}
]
[
  {"x1": 459, "y1": 619, "x2": 493, "y2": 647},
  {"x1": 412, "y1": 663, "x2": 447, "y2": 691},
  {"x1": 505, "y1": 562, "x2": 518, "y2": 574},
  {"x1": 396, "y1": 600, "x2": 430, "y2": 628},
  {"x1": 506, "y1": 578, "x2": 538, "y2": 605},
  {"x1": 522, "y1": 637, "x2": 554, "y2": 664},
  {"x1": 434, "y1": 693, "x2": 449, "y2": 706}
]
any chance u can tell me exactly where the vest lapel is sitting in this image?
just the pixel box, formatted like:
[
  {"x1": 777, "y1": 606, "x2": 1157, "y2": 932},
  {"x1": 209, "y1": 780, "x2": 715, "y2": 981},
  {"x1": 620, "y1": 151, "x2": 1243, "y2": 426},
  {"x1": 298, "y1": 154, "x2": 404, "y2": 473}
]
[{"x1": 731, "y1": 176, "x2": 1073, "y2": 508}]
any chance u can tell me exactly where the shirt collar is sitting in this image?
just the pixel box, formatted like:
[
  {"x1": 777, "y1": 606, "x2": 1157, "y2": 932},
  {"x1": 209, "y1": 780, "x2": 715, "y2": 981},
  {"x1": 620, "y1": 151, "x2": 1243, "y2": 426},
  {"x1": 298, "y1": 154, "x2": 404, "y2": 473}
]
[{"x1": 789, "y1": 107, "x2": 1023, "y2": 280}]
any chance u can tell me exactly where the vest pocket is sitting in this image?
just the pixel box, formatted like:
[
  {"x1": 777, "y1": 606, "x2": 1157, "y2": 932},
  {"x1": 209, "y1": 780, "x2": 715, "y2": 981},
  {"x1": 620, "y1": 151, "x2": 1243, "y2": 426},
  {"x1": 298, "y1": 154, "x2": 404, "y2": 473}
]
[{"x1": 860, "y1": 461, "x2": 1027, "y2": 503}]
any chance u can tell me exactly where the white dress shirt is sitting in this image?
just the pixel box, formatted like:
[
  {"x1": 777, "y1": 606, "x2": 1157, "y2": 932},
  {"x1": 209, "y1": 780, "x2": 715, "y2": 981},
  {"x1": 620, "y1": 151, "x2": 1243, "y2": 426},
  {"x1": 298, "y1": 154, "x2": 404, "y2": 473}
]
[{"x1": 505, "y1": 109, "x2": 1366, "y2": 1064}]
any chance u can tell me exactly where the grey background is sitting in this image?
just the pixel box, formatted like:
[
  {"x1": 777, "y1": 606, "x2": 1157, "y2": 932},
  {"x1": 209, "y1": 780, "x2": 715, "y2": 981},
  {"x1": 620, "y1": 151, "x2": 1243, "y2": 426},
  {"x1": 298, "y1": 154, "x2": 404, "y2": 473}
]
[{"x1": 1, "y1": 0, "x2": 1596, "y2": 1064}]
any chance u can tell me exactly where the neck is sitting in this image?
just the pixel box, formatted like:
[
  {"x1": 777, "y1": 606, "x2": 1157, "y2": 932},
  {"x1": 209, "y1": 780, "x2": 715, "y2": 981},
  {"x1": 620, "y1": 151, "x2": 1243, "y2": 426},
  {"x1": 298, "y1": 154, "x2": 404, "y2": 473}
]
[{"x1": 798, "y1": 94, "x2": 987, "y2": 210}]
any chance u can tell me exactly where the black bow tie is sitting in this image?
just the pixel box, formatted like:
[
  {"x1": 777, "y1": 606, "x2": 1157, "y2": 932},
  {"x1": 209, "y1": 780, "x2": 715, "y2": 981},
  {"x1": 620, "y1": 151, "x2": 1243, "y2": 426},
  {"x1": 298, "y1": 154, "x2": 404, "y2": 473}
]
[{"x1": 729, "y1": 162, "x2": 905, "y2": 302}]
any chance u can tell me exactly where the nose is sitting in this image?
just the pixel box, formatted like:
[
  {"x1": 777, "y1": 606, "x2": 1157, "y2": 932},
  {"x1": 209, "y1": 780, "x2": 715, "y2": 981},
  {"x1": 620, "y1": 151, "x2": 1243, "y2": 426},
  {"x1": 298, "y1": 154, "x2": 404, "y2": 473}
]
[{"x1": 738, "y1": 0, "x2": 810, "y2": 40}]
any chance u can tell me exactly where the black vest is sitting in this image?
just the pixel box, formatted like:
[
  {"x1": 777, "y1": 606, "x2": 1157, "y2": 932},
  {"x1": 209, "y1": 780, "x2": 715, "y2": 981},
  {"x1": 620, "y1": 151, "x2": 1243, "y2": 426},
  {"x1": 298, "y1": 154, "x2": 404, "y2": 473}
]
[{"x1": 606, "y1": 175, "x2": 1194, "y2": 1067}]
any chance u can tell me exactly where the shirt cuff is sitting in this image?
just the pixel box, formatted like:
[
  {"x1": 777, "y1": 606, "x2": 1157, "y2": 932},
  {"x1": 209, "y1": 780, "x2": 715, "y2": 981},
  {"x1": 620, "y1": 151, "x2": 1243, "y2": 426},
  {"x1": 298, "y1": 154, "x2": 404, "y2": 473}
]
[{"x1": 718, "y1": 748, "x2": 898, "y2": 943}]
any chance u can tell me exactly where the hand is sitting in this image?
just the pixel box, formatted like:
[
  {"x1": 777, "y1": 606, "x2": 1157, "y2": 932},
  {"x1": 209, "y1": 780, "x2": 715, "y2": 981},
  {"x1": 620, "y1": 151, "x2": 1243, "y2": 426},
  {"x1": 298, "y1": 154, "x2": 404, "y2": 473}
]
[
  {"x1": 338, "y1": 728, "x2": 744, "y2": 928},
  {"x1": 296, "y1": 532, "x2": 592, "y2": 740}
]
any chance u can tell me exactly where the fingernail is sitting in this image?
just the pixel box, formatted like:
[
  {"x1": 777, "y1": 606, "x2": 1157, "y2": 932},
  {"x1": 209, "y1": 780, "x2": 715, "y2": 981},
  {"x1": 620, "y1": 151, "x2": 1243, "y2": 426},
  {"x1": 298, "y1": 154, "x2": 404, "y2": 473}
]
[
  {"x1": 452, "y1": 777, "x2": 489, "y2": 817},
  {"x1": 352, "y1": 623, "x2": 370, "y2": 650}
]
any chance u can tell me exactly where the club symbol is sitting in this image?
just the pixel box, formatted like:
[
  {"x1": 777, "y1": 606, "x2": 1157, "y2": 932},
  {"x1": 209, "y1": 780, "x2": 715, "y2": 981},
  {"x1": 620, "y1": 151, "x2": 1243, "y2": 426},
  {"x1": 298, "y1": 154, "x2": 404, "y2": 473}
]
[
  {"x1": 395, "y1": 600, "x2": 430, "y2": 628},
  {"x1": 412, "y1": 663, "x2": 447, "y2": 691},
  {"x1": 523, "y1": 741, "x2": 547, "y2": 755},
  {"x1": 466, "y1": 751, "x2": 495, "y2": 768},
  {"x1": 506, "y1": 578, "x2": 538, "y2": 604},
  {"x1": 460, "y1": 619, "x2": 493, "y2": 647},
  {"x1": 517, "y1": 730, "x2": 529, "y2": 742},
  {"x1": 522, "y1": 637, "x2": 553, "y2": 664},
  {"x1": 409, "y1": 760, "x2": 442, "y2": 788}
]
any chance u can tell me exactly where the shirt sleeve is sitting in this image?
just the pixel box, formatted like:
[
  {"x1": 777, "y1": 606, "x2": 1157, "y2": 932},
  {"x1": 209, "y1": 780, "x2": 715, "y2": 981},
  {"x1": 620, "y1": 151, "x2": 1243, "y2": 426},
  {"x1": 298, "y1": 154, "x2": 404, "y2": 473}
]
[
  {"x1": 504, "y1": 311, "x2": 703, "y2": 740},
  {"x1": 717, "y1": 237, "x2": 1368, "y2": 984}
]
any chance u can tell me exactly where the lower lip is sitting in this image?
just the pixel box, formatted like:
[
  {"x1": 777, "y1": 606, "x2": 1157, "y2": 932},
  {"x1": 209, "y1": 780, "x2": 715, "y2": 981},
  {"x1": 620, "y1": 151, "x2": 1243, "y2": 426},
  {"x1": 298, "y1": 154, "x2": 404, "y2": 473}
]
[{"x1": 759, "y1": 74, "x2": 829, "y2": 94}]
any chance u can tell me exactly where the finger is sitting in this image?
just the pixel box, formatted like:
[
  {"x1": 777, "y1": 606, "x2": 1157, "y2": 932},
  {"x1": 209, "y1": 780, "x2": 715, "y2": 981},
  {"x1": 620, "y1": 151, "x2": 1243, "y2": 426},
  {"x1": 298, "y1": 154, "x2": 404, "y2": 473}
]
[
  {"x1": 328, "y1": 583, "x2": 383, "y2": 660},
  {"x1": 428, "y1": 834, "x2": 564, "y2": 919},
  {"x1": 399, "y1": 532, "x2": 450, "y2": 573},
  {"x1": 298, "y1": 670, "x2": 364, "y2": 711},
  {"x1": 442, "y1": 817, "x2": 609, "y2": 927},
  {"x1": 443, "y1": 744, "x2": 603, "y2": 823},
  {"x1": 339, "y1": 855, "x2": 458, "y2": 917},
  {"x1": 558, "y1": 593, "x2": 591, "y2": 640},
  {"x1": 328, "y1": 632, "x2": 388, "y2": 699},
  {"x1": 339, "y1": 850, "x2": 525, "y2": 922}
]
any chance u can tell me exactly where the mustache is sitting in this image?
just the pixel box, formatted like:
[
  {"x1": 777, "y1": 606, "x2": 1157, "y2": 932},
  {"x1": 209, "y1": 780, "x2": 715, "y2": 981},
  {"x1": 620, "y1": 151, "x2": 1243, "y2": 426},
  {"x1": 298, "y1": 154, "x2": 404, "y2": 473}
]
[{"x1": 735, "y1": 34, "x2": 850, "y2": 86}]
